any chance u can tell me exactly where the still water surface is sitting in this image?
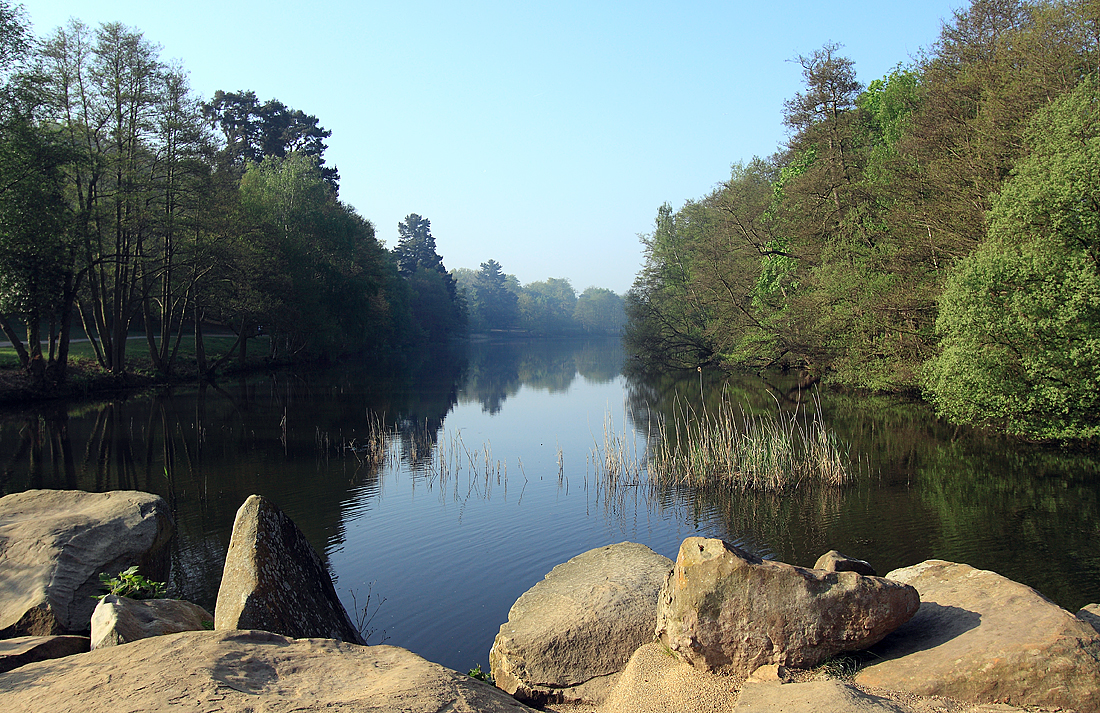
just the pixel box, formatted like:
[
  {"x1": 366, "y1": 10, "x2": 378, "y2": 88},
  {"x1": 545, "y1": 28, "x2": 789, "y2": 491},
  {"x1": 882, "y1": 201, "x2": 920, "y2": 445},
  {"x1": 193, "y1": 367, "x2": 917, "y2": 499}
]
[{"x1": 2, "y1": 337, "x2": 1098, "y2": 672}]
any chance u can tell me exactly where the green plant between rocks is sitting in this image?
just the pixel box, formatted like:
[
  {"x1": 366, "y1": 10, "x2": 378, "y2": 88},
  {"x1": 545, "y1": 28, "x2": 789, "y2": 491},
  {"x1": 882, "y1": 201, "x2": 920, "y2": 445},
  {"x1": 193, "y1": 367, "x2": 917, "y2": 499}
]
[
  {"x1": 96, "y1": 566, "x2": 166, "y2": 600},
  {"x1": 467, "y1": 664, "x2": 492, "y2": 683},
  {"x1": 812, "y1": 653, "x2": 866, "y2": 680}
]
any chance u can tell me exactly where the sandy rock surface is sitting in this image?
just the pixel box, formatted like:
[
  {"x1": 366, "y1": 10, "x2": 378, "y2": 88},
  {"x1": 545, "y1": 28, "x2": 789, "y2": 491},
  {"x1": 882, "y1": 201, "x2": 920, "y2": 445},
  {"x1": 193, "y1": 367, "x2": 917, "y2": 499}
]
[
  {"x1": 856, "y1": 560, "x2": 1100, "y2": 711},
  {"x1": 595, "y1": 641, "x2": 741, "y2": 713},
  {"x1": 0, "y1": 635, "x2": 89, "y2": 673},
  {"x1": 0, "y1": 629, "x2": 535, "y2": 712}
]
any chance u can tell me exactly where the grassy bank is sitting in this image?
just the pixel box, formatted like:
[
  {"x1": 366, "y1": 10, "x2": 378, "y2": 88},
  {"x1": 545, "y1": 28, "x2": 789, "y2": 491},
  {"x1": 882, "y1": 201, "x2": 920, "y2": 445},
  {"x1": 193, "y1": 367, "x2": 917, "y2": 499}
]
[{"x1": 0, "y1": 334, "x2": 267, "y2": 407}]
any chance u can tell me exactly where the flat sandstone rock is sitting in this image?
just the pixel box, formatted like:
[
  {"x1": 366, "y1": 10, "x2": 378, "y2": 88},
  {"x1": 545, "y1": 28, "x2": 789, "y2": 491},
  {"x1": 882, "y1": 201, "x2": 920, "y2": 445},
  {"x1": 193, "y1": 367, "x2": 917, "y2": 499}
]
[
  {"x1": 0, "y1": 629, "x2": 535, "y2": 712},
  {"x1": 0, "y1": 635, "x2": 89, "y2": 674},
  {"x1": 855, "y1": 560, "x2": 1100, "y2": 710},
  {"x1": 733, "y1": 680, "x2": 910, "y2": 713}
]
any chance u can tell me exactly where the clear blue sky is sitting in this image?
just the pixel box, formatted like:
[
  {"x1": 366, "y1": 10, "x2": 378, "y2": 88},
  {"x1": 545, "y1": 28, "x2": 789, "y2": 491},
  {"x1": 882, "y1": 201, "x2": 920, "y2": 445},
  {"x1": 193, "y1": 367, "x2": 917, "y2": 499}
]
[{"x1": 20, "y1": 0, "x2": 962, "y2": 294}]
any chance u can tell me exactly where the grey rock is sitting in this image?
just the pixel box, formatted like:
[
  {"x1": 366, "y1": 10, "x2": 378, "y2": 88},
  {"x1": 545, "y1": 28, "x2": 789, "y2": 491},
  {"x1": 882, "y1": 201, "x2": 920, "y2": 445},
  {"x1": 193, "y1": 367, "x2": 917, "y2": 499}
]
[
  {"x1": 855, "y1": 560, "x2": 1100, "y2": 711},
  {"x1": 0, "y1": 629, "x2": 535, "y2": 712},
  {"x1": 655, "y1": 537, "x2": 919, "y2": 674},
  {"x1": 214, "y1": 494, "x2": 364, "y2": 643},
  {"x1": 91, "y1": 595, "x2": 212, "y2": 649},
  {"x1": 814, "y1": 549, "x2": 876, "y2": 576},
  {"x1": 489, "y1": 541, "x2": 673, "y2": 705},
  {"x1": 0, "y1": 635, "x2": 89, "y2": 673},
  {"x1": 0, "y1": 489, "x2": 173, "y2": 637}
]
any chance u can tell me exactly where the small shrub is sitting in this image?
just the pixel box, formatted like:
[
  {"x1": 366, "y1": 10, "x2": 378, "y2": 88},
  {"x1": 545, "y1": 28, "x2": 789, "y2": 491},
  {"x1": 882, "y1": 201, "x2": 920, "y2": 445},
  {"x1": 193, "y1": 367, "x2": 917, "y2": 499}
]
[
  {"x1": 467, "y1": 664, "x2": 492, "y2": 683},
  {"x1": 97, "y1": 566, "x2": 166, "y2": 600}
]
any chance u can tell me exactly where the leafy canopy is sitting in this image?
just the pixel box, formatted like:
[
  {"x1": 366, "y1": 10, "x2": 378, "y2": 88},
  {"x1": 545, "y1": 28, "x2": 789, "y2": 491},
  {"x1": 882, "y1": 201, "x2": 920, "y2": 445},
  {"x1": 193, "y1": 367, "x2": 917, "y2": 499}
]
[{"x1": 922, "y1": 78, "x2": 1100, "y2": 439}]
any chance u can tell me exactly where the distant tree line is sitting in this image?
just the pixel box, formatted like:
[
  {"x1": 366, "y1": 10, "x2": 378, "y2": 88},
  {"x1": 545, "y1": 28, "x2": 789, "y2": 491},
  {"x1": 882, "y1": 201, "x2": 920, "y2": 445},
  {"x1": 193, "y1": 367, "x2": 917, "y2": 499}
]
[
  {"x1": 0, "y1": 6, "x2": 622, "y2": 391},
  {"x1": 625, "y1": 0, "x2": 1100, "y2": 440},
  {"x1": 451, "y1": 261, "x2": 626, "y2": 336}
]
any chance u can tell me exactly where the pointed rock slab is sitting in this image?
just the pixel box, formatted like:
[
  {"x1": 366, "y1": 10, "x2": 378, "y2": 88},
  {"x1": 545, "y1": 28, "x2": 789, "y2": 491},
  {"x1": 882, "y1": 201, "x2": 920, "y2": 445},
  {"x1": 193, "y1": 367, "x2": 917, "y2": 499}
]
[
  {"x1": 0, "y1": 629, "x2": 535, "y2": 712},
  {"x1": 655, "y1": 537, "x2": 919, "y2": 674},
  {"x1": 0, "y1": 489, "x2": 173, "y2": 637},
  {"x1": 489, "y1": 542, "x2": 673, "y2": 705},
  {"x1": 91, "y1": 594, "x2": 212, "y2": 649},
  {"x1": 855, "y1": 560, "x2": 1100, "y2": 711},
  {"x1": 215, "y1": 495, "x2": 364, "y2": 643}
]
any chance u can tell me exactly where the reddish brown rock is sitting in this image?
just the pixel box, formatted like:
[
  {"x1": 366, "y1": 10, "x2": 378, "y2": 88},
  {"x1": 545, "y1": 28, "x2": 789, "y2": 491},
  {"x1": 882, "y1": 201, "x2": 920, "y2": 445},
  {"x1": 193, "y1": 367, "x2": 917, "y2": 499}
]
[
  {"x1": 655, "y1": 537, "x2": 919, "y2": 674},
  {"x1": 1078, "y1": 603, "x2": 1100, "y2": 634}
]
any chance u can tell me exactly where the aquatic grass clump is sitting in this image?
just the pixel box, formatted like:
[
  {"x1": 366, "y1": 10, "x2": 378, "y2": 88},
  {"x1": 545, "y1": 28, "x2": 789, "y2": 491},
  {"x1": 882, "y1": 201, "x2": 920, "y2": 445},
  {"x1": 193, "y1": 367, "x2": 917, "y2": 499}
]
[{"x1": 647, "y1": 391, "x2": 851, "y2": 491}]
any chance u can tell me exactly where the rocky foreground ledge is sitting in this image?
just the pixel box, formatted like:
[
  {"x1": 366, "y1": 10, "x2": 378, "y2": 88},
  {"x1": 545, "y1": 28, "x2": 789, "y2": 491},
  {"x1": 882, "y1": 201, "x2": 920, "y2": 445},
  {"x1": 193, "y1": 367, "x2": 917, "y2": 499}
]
[{"x1": 1, "y1": 489, "x2": 1099, "y2": 712}]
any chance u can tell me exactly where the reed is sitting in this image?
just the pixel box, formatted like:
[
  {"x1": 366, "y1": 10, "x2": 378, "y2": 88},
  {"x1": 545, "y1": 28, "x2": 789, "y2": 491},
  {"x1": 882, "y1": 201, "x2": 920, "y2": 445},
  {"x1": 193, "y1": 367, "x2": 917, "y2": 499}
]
[
  {"x1": 342, "y1": 412, "x2": 395, "y2": 471},
  {"x1": 646, "y1": 390, "x2": 850, "y2": 491}
]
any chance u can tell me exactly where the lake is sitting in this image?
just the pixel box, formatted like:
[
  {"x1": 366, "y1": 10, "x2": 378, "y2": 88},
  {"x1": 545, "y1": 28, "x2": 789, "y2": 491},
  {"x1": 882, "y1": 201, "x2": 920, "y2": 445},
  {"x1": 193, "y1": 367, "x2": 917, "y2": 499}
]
[{"x1": 2, "y1": 336, "x2": 1099, "y2": 674}]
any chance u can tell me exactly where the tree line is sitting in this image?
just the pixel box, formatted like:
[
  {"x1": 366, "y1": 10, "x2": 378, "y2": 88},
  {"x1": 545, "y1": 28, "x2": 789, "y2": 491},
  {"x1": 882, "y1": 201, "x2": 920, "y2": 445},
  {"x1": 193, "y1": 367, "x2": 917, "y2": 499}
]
[
  {"x1": 0, "y1": 6, "x2": 624, "y2": 391},
  {"x1": 388, "y1": 213, "x2": 626, "y2": 339},
  {"x1": 624, "y1": 0, "x2": 1100, "y2": 440},
  {"x1": 451, "y1": 259, "x2": 625, "y2": 336}
]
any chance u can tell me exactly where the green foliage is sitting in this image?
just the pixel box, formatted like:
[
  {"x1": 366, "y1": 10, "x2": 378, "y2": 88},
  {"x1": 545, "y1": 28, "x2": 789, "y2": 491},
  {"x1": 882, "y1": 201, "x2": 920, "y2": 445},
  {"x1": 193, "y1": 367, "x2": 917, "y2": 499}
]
[
  {"x1": 237, "y1": 153, "x2": 397, "y2": 358},
  {"x1": 518, "y1": 277, "x2": 577, "y2": 334},
  {"x1": 625, "y1": 3, "x2": 1100, "y2": 421},
  {"x1": 573, "y1": 287, "x2": 625, "y2": 334},
  {"x1": 392, "y1": 214, "x2": 464, "y2": 343},
  {"x1": 473, "y1": 259, "x2": 518, "y2": 331},
  {"x1": 467, "y1": 664, "x2": 492, "y2": 682},
  {"x1": 923, "y1": 79, "x2": 1100, "y2": 440},
  {"x1": 97, "y1": 566, "x2": 166, "y2": 600}
]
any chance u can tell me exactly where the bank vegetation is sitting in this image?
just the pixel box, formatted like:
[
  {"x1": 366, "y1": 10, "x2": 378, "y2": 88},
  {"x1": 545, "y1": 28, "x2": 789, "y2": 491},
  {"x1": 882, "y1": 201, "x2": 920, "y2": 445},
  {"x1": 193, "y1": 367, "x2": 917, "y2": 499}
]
[{"x1": 624, "y1": 0, "x2": 1100, "y2": 441}]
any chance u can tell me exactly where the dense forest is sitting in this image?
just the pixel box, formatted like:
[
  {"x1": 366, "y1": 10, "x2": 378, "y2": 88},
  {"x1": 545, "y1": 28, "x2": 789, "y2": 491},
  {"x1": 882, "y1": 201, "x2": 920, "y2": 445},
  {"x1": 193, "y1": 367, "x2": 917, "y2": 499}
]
[
  {"x1": 625, "y1": 0, "x2": 1100, "y2": 441},
  {"x1": 0, "y1": 4, "x2": 624, "y2": 393}
]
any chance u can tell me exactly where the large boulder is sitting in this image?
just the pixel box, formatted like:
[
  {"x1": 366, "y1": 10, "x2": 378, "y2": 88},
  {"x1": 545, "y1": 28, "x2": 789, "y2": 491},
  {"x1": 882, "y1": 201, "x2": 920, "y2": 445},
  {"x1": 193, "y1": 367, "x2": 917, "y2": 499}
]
[
  {"x1": 0, "y1": 489, "x2": 173, "y2": 638},
  {"x1": 0, "y1": 629, "x2": 535, "y2": 712},
  {"x1": 655, "y1": 537, "x2": 919, "y2": 674},
  {"x1": 91, "y1": 594, "x2": 212, "y2": 649},
  {"x1": 0, "y1": 635, "x2": 89, "y2": 674},
  {"x1": 214, "y1": 494, "x2": 364, "y2": 643},
  {"x1": 489, "y1": 542, "x2": 673, "y2": 705},
  {"x1": 855, "y1": 560, "x2": 1100, "y2": 710}
]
